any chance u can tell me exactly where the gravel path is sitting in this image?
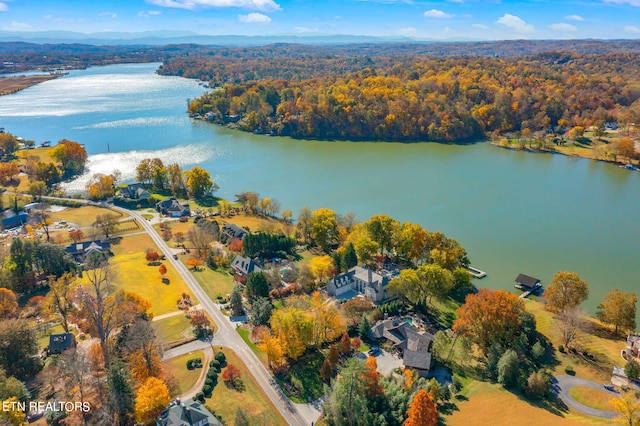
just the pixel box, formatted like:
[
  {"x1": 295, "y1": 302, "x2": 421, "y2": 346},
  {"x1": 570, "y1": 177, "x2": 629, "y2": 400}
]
[{"x1": 551, "y1": 375, "x2": 618, "y2": 419}]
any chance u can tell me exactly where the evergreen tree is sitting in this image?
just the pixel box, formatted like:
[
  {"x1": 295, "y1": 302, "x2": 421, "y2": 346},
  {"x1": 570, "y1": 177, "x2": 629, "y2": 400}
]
[
  {"x1": 245, "y1": 272, "x2": 270, "y2": 302},
  {"x1": 107, "y1": 358, "x2": 135, "y2": 426},
  {"x1": 358, "y1": 314, "x2": 371, "y2": 340},
  {"x1": 229, "y1": 285, "x2": 244, "y2": 316},
  {"x1": 343, "y1": 242, "x2": 358, "y2": 270},
  {"x1": 249, "y1": 297, "x2": 273, "y2": 326}
]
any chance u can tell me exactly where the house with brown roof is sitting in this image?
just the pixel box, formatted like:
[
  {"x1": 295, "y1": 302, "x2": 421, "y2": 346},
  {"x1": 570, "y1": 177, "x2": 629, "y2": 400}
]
[
  {"x1": 371, "y1": 318, "x2": 434, "y2": 376},
  {"x1": 515, "y1": 274, "x2": 542, "y2": 291}
]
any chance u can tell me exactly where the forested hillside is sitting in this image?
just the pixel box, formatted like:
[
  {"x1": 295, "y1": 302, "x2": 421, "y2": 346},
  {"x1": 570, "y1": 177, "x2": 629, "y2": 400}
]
[{"x1": 183, "y1": 51, "x2": 640, "y2": 142}]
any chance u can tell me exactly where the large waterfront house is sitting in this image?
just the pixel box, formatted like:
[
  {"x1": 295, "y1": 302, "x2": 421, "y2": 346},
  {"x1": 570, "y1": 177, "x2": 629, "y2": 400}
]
[
  {"x1": 327, "y1": 265, "x2": 394, "y2": 304},
  {"x1": 372, "y1": 318, "x2": 435, "y2": 377},
  {"x1": 119, "y1": 183, "x2": 151, "y2": 200},
  {"x1": 156, "y1": 198, "x2": 191, "y2": 217}
]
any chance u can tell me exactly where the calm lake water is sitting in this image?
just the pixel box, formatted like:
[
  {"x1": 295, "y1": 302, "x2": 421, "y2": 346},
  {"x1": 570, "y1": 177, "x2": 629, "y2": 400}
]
[{"x1": 1, "y1": 63, "x2": 638, "y2": 313}]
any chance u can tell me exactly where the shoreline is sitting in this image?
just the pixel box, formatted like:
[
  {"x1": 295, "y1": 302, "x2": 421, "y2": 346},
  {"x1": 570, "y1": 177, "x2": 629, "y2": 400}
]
[{"x1": 0, "y1": 74, "x2": 65, "y2": 96}]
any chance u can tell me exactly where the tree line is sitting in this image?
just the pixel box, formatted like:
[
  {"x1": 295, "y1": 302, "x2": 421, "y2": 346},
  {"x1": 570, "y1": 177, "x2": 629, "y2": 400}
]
[{"x1": 186, "y1": 52, "x2": 640, "y2": 142}]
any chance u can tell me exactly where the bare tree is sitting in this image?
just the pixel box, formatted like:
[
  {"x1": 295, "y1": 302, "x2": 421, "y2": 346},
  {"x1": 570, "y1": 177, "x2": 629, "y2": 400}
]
[{"x1": 557, "y1": 306, "x2": 589, "y2": 349}]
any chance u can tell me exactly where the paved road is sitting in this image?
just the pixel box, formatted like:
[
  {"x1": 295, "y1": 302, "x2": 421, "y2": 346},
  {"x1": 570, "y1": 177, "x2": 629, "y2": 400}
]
[
  {"x1": 551, "y1": 375, "x2": 618, "y2": 419},
  {"x1": 118, "y1": 206, "x2": 310, "y2": 426}
]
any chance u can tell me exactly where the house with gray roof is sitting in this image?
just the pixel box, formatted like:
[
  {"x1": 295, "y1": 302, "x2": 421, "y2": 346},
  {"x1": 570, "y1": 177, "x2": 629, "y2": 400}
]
[
  {"x1": 46, "y1": 333, "x2": 76, "y2": 355},
  {"x1": 222, "y1": 223, "x2": 249, "y2": 241},
  {"x1": 157, "y1": 198, "x2": 190, "y2": 217},
  {"x1": 65, "y1": 240, "x2": 111, "y2": 262},
  {"x1": 230, "y1": 255, "x2": 262, "y2": 283},
  {"x1": 372, "y1": 318, "x2": 434, "y2": 376},
  {"x1": 119, "y1": 183, "x2": 151, "y2": 200},
  {"x1": 327, "y1": 266, "x2": 394, "y2": 304},
  {"x1": 156, "y1": 398, "x2": 221, "y2": 426}
]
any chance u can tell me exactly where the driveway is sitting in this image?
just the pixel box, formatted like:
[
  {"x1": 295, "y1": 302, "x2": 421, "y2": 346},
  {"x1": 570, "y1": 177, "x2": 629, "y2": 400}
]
[
  {"x1": 358, "y1": 348, "x2": 403, "y2": 375},
  {"x1": 551, "y1": 375, "x2": 618, "y2": 419}
]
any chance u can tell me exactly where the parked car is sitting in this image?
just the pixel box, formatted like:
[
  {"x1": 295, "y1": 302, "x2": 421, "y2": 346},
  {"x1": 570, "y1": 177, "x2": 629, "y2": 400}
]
[
  {"x1": 367, "y1": 346, "x2": 380, "y2": 355},
  {"x1": 26, "y1": 411, "x2": 44, "y2": 423},
  {"x1": 173, "y1": 254, "x2": 178, "y2": 260},
  {"x1": 603, "y1": 384, "x2": 616, "y2": 392}
]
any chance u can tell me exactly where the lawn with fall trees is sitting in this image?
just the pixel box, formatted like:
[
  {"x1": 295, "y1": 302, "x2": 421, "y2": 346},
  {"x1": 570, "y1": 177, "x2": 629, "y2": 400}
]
[
  {"x1": 104, "y1": 234, "x2": 197, "y2": 316},
  {"x1": 205, "y1": 347, "x2": 288, "y2": 426},
  {"x1": 162, "y1": 350, "x2": 204, "y2": 397}
]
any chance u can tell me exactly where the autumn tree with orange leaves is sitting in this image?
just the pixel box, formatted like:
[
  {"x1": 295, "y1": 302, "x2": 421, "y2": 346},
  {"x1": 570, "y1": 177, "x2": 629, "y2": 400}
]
[
  {"x1": 405, "y1": 389, "x2": 438, "y2": 426},
  {"x1": 453, "y1": 289, "x2": 527, "y2": 356}
]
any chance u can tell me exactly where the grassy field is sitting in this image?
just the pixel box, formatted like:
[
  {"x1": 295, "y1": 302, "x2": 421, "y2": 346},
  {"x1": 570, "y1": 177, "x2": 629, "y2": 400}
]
[
  {"x1": 524, "y1": 300, "x2": 625, "y2": 383},
  {"x1": 569, "y1": 387, "x2": 614, "y2": 412},
  {"x1": 49, "y1": 205, "x2": 126, "y2": 227},
  {"x1": 162, "y1": 350, "x2": 204, "y2": 397},
  {"x1": 16, "y1": 146, "x2": 56, "y2": 163},
  {"x1": 105, "y1": 234, "x2": 196, "y2": 316},
  {"x1": 205, "y1": 347, "x2": 287, "y2": 426},
  {"x1": 153, "y1": 314, "x2": 194, "y2": 344},
  {"x1": 445, "y1": 381, "x2": 609, "y2": 426},
  {"x1": 190, "y1": 267, "x2": 235, "y2": 300}
]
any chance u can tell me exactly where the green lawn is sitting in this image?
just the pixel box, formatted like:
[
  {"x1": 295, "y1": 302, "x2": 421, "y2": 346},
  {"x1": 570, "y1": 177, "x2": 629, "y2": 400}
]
[
  {"x1": 153, "y1": 314, "x2": 194, "y2": 345},
  {"x1": 569, "y1": 387, "x2": 614, "y2": 412},
  {"x1": 37, "y1": 323, "x2": 65, "y2": 350},
  {"x1": 190, "y1": 267, "x2": 235, "y2": 300},
  {"x1": 275, "y1": 351, "x2": 324, "y2": 403},
  {"x1": 205, "y1": 347, "x2": 287, "y2": 426},
  {"x1": 162, "y1": 351, "x2": 204, "y2": 397}
]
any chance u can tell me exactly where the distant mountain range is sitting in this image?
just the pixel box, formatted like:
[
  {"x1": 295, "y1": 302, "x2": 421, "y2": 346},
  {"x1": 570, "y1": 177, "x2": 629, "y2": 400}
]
[{"x1": 0, "y1": 30, "x2": 425, "y2": 46}]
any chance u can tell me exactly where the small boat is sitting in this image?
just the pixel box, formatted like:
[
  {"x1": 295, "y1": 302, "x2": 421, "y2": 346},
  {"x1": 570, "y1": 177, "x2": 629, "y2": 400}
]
[{"x1": 620, "y1": 164, "x2": 638, "y2": 171}]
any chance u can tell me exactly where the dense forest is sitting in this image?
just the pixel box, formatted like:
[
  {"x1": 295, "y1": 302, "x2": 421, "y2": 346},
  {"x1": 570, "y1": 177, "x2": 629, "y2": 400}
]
[{"x1": 181, "y1": 50, "x2": 640, "y2": 142}]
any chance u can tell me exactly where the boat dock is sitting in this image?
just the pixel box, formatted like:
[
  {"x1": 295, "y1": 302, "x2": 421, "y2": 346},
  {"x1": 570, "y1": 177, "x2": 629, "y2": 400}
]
[
  {"x1": 518, "y1": 283, "x2": 542, "y2": 299},
  {"x1": 466, "y1": 266, "x2": 487, "y2": 279}
]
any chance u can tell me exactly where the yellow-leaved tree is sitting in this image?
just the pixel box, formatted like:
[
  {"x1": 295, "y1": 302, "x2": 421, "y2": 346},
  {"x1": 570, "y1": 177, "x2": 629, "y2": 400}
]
[{"x1": 134, "y1": 377, "x2": 171, "y2": 425}]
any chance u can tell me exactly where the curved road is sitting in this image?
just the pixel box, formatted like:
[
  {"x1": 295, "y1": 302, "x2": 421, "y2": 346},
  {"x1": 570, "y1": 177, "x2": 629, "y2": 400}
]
[
  {"x1": 551, "y1": 375, "x2": 618, "y2": 419},
  {"x1": 118, "y1": 206, "x2": 309, "y2": 426},
  {"x1": 34, "y1": 195, "x2": 310, "y2": 425}
]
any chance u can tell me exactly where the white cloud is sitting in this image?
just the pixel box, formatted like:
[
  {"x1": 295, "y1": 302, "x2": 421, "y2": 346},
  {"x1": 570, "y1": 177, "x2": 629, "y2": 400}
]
[
  {"x1": 549, "y1": 23, "x2": 577, "y2": 31},
  {"x1": 624, "y1": 25, "x2": 640, "y2": 33},
  {"x1": 138, "y1": 10, "x2": 162, "y2": 17},
  {"x1": 565, "y1": 14, "x2": 584, "y2": 21},
  {"x1": 238, "y1": 12, "x2": 271, "y2": 23},
  {"x1": 43, "y1": 14, "x2": 53, "y2": 19},
  {"x1": 424, "y1": 9, "x2": 453, "y2": 19},
  {"x1": 604, "y1": 0, "x2": 640, "y2": 6},
  {"x1": 496, "y1": 13, "x2": 534, "y2": 33},
  {"x1": 2, "y1": 21, "x2": 33, "y2": 31},
  {"x1": 99, "y1": 12, "x2": 118, "y2": 18},
  {"x1": 472, "y1": 23, "x2": 489, "y2": 30},
  {"x1": 0, "y1": 2, "x2": 7, "y2": 12},
  {"x1": 146, "y1": 0, "x2": 282, "y2": 12}
]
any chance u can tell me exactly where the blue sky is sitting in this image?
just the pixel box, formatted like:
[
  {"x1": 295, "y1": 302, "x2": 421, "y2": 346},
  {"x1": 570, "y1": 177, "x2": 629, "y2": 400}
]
[{"x1": 0, "y1": 0, "x2": 639, "y2": 40}]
